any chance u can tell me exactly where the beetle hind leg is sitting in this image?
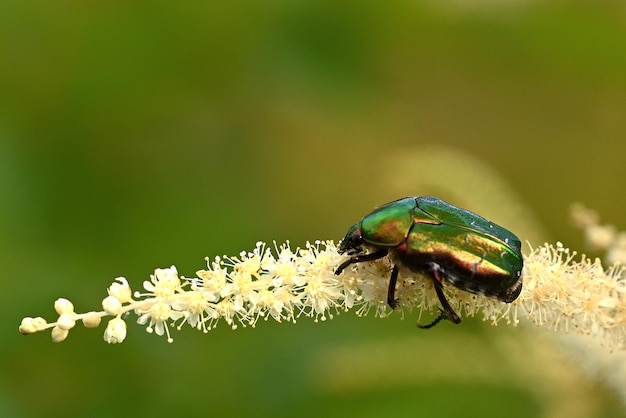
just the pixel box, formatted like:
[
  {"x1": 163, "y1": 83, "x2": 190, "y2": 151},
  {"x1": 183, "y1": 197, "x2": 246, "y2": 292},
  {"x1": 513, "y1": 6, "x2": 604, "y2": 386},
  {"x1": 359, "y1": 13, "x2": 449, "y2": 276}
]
[{"x1": 417, "y1": 266, "x2": 462, "y2": 328}]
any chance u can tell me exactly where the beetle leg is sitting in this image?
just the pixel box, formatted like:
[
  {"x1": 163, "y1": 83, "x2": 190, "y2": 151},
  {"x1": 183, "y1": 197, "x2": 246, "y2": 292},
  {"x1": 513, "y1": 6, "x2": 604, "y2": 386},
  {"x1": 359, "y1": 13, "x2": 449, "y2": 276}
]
[
  {"x1": 417, "y1": 265, "x2": 462, "y2": 328},
  {"x1": 334, "y1": 249, "x2": 389, "y2": 275},
  {"x1": 387, "y1": 265, "x2": 400, "y2": 310}
]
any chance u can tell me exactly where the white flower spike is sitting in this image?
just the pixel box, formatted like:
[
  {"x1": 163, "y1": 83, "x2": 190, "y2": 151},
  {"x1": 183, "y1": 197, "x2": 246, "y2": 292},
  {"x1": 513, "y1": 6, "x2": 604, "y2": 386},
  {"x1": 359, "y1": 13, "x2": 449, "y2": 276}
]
[{"x1": 17, "y1": 238, "x2": 626, "y2": 351}]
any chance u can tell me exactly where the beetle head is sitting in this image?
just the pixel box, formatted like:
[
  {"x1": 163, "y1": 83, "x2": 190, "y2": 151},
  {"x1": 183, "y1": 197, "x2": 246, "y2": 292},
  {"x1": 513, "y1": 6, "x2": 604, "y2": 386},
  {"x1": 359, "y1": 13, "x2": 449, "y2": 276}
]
[{"x1": 338, "y1": 223, "x2": 364, "y2": 254}]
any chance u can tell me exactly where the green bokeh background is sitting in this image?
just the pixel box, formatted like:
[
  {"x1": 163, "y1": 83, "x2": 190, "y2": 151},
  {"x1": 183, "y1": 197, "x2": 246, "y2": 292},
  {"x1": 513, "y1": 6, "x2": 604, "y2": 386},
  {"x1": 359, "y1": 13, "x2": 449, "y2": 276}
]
[{"x1": 3, "y1": 1, "x2": 626, "y2": 417}]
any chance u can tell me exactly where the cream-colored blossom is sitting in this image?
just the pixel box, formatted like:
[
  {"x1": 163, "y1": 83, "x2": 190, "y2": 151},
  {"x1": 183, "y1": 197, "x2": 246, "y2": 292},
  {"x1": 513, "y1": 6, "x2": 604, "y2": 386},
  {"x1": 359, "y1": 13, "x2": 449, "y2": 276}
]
[
  {"x1": 108, "y1": 277, "x2": 132, "y2": 303},
  {"x1": 137, "y1": 301, "x2": 174, "y2": 338},
  {"x1": 171, "y1": 290, "x2": 212, "y2": 331},
  {"x1": 104, "y1": 317, "x2": 127, "y2": 344},
  {"x1": 139, "y1": 266, "x2": 182, "y2": 298}
]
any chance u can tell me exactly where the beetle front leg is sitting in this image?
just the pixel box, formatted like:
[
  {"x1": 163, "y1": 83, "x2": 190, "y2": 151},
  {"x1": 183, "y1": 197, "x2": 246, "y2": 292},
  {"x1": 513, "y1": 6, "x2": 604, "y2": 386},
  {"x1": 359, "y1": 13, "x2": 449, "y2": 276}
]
[
  {"x1": 334, "y1": 249, "x2": 389, "y2": 275},
  {"x1": 387, "y1": 265, "x2": 400, "y2": 310}
]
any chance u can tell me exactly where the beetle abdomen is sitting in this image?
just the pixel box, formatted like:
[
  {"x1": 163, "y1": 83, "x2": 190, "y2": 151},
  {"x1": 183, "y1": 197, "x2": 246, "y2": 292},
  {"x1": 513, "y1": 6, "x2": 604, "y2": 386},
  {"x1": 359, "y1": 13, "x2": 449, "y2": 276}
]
[{"x1": 401, "y1": 222, "x2": 523, "y2": 301}]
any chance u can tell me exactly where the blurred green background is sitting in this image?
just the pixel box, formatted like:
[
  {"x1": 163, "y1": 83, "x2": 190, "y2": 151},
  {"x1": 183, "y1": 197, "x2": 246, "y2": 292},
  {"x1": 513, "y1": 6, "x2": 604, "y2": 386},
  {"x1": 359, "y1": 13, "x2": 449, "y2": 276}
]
[{"x1": 3, "y1": 1, "x2": 626, "y2": 417}]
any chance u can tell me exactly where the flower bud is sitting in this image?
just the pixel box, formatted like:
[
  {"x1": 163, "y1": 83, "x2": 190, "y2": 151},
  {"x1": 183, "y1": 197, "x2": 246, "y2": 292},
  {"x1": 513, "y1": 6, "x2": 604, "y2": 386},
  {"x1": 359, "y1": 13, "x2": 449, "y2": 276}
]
[
  {"x1": 57, "y1": 313, "x2": 76, "y2": 330},
  {"x1": 51, "y1": 326, "x2": 69, "y2": 343},
  {"x1": 82, "y1": 312, "x2": 102, "y2": 328},
  {"x1": 102, "y1": 296, "x2": 122, "y2": 316},
  {"x1": 19, "y1": 317, "x2": 40, "y2": 334},
  {"x1": 54, "y1": 298, "x2": 74, "y2": 315}
]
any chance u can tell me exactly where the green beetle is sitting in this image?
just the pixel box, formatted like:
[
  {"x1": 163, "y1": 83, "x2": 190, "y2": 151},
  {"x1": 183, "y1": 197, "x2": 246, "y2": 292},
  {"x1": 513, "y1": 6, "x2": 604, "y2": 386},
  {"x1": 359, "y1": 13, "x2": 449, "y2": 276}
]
[{"x1": 335, "y1": 196, "x2": 524, "y2": 328}]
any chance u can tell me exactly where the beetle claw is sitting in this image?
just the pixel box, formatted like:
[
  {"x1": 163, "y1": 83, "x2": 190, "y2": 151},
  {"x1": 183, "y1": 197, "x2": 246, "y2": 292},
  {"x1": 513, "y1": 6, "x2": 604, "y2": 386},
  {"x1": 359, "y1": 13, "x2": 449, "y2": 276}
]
[
  {"x1": 417, "y1": 307, "x2": 461, "y2": 329},
  {"x1": 417, "y1": 309, "x2": 446, "y2": 329}
]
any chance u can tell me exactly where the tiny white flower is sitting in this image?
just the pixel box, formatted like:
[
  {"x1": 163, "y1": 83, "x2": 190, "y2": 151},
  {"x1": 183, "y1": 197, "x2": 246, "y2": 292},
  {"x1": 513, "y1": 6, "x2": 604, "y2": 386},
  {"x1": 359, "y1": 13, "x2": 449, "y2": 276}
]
[
  {"x1": 136, "y1": 302, "x2": 183, "y2": 342},
  {"x1": 195, "y1": 268, "x2": 226, "y2": 298},
  {"x1": 142, "y1": 266, "x2": 181, "y2": 297},
  {"x1": 170, "y1": 291, "x2": 212, "y2": 329},
  {"x1": 104, "y1": 317, "x2": 127, "y2": 344},
  {"x1": 108, "y1": 277, "x2": 132, "y2": 303}
]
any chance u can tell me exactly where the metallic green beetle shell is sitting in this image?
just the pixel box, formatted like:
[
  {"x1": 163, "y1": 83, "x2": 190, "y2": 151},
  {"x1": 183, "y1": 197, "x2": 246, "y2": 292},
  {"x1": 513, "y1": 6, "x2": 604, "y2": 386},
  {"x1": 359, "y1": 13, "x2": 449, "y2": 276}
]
[{"x1": 338, "y1": 196, "x2": 524, "y2": 303}]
